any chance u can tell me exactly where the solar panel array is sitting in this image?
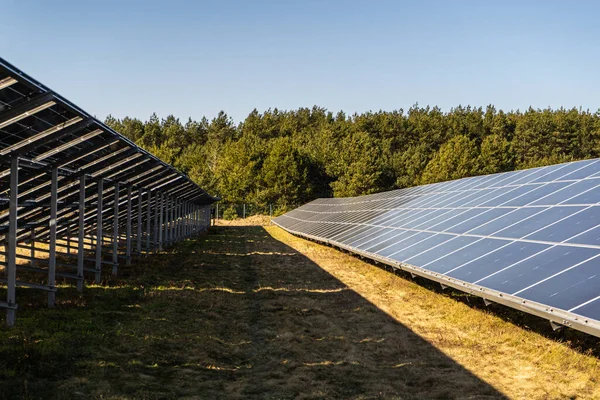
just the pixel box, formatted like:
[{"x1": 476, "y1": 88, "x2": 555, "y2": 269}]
[
  {"x1": 0, "y1": 57, "x2": 217, "y2": 325},
  {"x1": 274, "y1": 158, "x2": 600, "y2": 337}
]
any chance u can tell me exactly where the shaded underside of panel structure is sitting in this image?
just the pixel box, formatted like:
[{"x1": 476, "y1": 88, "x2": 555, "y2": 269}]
[
  {"x1": 274, "y1": 158, "x2": 600, "y2": 337},
  {"x1": 0, "y1": 57, "x2": 217, "y2": 212},
  {"x1": 0, "y1": 57, "x2": 217, "y2": 325}
]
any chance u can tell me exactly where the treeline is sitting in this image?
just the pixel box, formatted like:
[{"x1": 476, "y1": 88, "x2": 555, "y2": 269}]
[{"x1": 105, "y1": 105, "x2": 600, "y2": 210}]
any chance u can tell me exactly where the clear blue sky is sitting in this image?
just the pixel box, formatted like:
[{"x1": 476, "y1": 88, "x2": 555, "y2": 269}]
[{"x1": 2, "y1": 0, "x2": 598, "y2": 123}]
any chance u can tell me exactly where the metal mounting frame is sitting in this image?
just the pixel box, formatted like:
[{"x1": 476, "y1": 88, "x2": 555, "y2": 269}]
[{"x1": 0, "y1": 57, "x2": 217, "y2": 325}]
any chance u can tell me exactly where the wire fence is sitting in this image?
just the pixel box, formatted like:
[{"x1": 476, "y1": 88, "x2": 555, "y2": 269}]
[{"x1": 211, "y1": 203, "x2": 288, "y2": 222}]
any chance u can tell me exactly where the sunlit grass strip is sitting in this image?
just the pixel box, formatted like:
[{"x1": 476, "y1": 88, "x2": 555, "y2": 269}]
[{"x1": 266, "y1": 225, "x2": 600, "y2": 399}]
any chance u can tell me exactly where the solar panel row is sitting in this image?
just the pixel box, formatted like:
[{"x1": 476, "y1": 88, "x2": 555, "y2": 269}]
[
  {"x1": 0, "y1": 58, "x2": 217, "y2": 325},
  {"x1": 274, "y1": 158, "x2": 600, "y2": 337}
]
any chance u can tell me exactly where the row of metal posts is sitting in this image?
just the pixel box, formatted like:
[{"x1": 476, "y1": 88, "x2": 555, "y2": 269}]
[
  {"x1": 212, "y1": 203, "x2": 273, "y2": 224},
  {"x1": 3, "y1": 156, "x2": 210, "y2": 326}
]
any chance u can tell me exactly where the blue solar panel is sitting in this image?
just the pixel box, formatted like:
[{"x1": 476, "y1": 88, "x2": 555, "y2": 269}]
[{"x1": 273, "y1": 158, "x2": 600, "y2": 337}]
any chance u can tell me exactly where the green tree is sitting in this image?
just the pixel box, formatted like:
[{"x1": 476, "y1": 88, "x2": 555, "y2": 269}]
[
  {"x1": 258, "y1": 137, "x2": 310, "y2": 208},
  {"x1": 420, "y1": 135, "x2": 480, "y2": 184},
  {"x1": 478, "y1": 134, "x2": 513, "y2": 174}
]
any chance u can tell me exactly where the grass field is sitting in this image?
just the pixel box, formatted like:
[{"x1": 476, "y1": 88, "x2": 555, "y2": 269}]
[{"x1": 0, "y1": 222, "x2": 599, "y2": 399}]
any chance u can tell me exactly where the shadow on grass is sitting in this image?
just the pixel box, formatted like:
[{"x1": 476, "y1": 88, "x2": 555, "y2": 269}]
[{"x1": 0, "y1": 226, "x2": 506, "y2": 399}]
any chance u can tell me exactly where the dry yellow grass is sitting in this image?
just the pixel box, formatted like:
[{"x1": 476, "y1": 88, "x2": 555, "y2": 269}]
[
  {"x1": 215, "y1": 214, "x2": 272, "y2": 226},
  {"x1": 3, "y1": 222, "x2": 599, "y2": 399},
  {"x1": 1, "y1": 225, "x2": 507, "y2": 399},
  {"x1": 266, "y1": 225, "x2": 600, "y2": 399}
]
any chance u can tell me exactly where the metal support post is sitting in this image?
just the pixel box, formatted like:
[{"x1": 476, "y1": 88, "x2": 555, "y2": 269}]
[
  {"x1": 173, "y1": 198, "x2": 178, "y2": 243},
  {"x1": 243, "y1": 204, "x2": 246, "y2": 219},
  {"x1": 182, "y1": 201, "x2": 186, "y2": 238},
  {"x1": 170, "y1": 197, "x2": 175, "y2": 244},
  {"x1": 179, "y1": 199, "x2": 182, "y2": 240},
  {"x1": 48, "y1": 168, "x2": 58, "y2": 307},
  {"x1": 158, "y1": 192, "x2": 164, "y2": 251},
  {"x1": 154, "y1": 191, "x2": 160, "y2": 252},
  {"x1": 194, "y1": 206, "x2": 197, "y2": 232},
  {"x1": 186, "y1": 202, "x2": 190, "y2": 237},
  {"x1": 66, "y1": 226, "x2": 71, "y2": 254},
  {"x1": 146, "y1": 189, "x2": 151, "y2": 254},
  {"x1": 177, "y1": 199, "x2": 181, "y2": 241},
  {"x1": 167, "y1": 196, "x2": 172, "y2": 246},
  {"x1": 112, "y1": 182, "x2": 119, "y2": 275},
  {"x1": 172, "y1": 198, "x2": 177, "y2": 243},
  {"x1": 6, "y1": 156, "x2": 18, "y2": 326},
  {"x1": 77, "y1": 175, "x2": 85, "y2": 291},
  {"x1": 179, "y1": 200, "x2": 183, "y2": 240},
  {"x1": 136, "y1": 188, "x2": 142, "y2": 254},
  {"x1": 192, "y1": 206, "x2": 195, "y2": 233},
  {"x1": 30, "y1": 228, "x2": 35, "y2": 267},
  {"x1": 163, "y1": 195, "x2": 169, "y2": 246},
  {"x1": 126, "y1": 184, "x2": 132, "y2": 266},
  {"x1": 95, "y1": 178, "x2": 104, "y2": 283},
  {"x1": 172, "y1": 196, "x2": 176, "y2": 243}
]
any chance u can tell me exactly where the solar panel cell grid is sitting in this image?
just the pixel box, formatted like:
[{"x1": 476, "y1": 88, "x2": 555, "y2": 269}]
[{"x1": 274, "y1": 157, "x2": 600, "y2": 337}]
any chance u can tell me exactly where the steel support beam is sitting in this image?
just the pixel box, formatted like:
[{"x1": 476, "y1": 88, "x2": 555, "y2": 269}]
[
  {"x1": 0, "y1": 118, "x2": 94, "y2": 161},
  {"x1": 154, "y1": 191, "x2": 160, "y2": 253},
  {"x1": 112, "y1": 182, "x2": 119, "y2": 275},
  {"x1": 164, "y1": 195, "x2": 170, "y2": 246},
  {"x1": 169, "y1": 197, "x2": 175, "y2": 244},
  {"x1": 48, "y1": 167, "x2": 58, "y2": 307},
  {"x1": 6, "y1": 156, "x2": 18, "y2": 326},
  {"x1": 94, "y1": 178, "x2": 104, "y2": 283},
  {"x1": 136, "y1": 188, "x2": 142, "y2": 254},
  {"x1": 30, "y1": 228, "x2": 35, "y2": 267},
  {"x1": 77, "y1": 175, "x2": 85, "y2": 291},
  {"x1": 146, "y1": 189, "x2": 151, "y2": 254},
  {"x1": 0, "y1": 92, "x2": 55, "y2": 130},
  {"x1": 158, "y1": 192, "x2": 164, "y2": 251},
  {"x1": 126, "y1": 185, "x2": 132, "y2": 266}
]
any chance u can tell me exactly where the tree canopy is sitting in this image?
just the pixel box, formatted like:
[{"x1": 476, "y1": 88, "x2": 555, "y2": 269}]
[{"x1": 105, "y1": 105, "x2": 600, "y2": 209}]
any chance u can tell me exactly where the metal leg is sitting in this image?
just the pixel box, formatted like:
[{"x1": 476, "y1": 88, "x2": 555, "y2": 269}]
[
  {"x1": 146, "y1": 189, "x2": 151, "y2": 254},
  {"x1": 6, "y1": 157, "x2": 18, "y2": 326},
  {"x1": 159, "y1": 192, "x2": 164, "y2": 250},
  {"x1": 176, "y1": 199, "x2": 180, "y2": 242},
  {"x1": 185, "y1": 202, "x2": 189, "y2": 237},
  {"x1": 164, "y1": 195, "x2": 170, "y2": 247},
  {"x1": 176, "y1": 198, "x2": 179, "y2": 242},
  {"x1": 77, "y1": 175, "x2": 85, "y2": 292},
  {"x1": 66, "y1": 225, "x2": 71, "y2": 254},
  {"x1": 48, "y1": 168, "x2": 58, "y2": 307},
  {"x1": 136, "y1": 188, "x2": 142, "y2": 255},
  {"x1": 126, "y1": 185, "x2": 132, "y2": 266},
  {"x1": 112, "y1": 182, "x2": 119, "y2": 275},
  {"x1": 155, "y1": 190, "x2": 160, "y2": 253},
  {"x1": 30, "y1": 228, "x2": 35, "y2": 267},
  {"x1": 169, "y1": 197, "x2": 175, "y2": 244},
  {"x1": 95, "y1": 178, "x2": 104, "y2": 283}
]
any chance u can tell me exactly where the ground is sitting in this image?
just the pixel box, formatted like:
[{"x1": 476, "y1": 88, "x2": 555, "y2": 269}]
[{"x1": 0, "y1": 221, "x2": 599, "y2": 399}]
